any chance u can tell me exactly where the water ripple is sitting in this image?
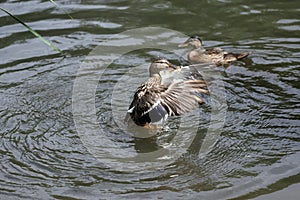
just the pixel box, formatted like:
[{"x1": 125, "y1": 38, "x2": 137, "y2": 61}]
[{"x1": 0, "y1": 0, "x2": 299, "y2": 199}]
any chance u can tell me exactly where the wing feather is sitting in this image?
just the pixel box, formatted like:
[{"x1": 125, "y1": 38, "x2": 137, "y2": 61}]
[
  {"x1": 160, "y1": 79, "x2": 208, "y2": 116},
  {"x1": 127, "y1": 70, "x2": 209, "y2": 125}
]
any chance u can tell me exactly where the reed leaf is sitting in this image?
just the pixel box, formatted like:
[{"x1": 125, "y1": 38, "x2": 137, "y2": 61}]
[
  {"x1": 0, "y1": 7, "x2": 61, "y2": 53},
  {"x1": 49, "y1": 0, "x2": 73, "y2": 20}
]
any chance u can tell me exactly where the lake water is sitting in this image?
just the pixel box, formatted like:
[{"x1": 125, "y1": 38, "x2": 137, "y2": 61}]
[{"x1": 0, "y1": 0, "x2": 299, "y2": 199}]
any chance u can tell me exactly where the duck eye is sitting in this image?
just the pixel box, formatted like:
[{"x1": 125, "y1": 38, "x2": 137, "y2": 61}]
[{"x1": 155, "y1": 61, "x2": 168, "y2": 65}]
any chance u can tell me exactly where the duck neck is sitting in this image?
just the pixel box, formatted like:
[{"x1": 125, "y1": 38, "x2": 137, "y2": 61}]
[
  {"x1": 194, "y1": 44, "x2": 204, "y2": 50},
  {"x1": 150, "y1": 74, "x2": 162, "y2": 83}
]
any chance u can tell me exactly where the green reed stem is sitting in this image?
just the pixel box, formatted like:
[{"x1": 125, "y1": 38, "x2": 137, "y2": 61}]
[
  {"x1": 49, "y1": 0, "x2": 73, "y2": 20},
  {"x1": 0, "y1": 7, "x2": 61, "y2": 53}
]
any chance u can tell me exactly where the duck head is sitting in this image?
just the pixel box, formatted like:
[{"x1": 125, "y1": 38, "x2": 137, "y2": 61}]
[
  {"x1": 149, "y1": 58, "x2": 177, "y2": 77},
  {"x1": 178, "y1": 35, "x2": 203, "y2": 49}
]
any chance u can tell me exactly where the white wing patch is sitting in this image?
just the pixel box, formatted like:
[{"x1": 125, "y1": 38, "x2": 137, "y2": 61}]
[
  {"x1": 127, "y1": 106, "x2": 135, "y2": 113},
  {"x1": 142, "y1": 100, "x2": 161, "y2": 116}
]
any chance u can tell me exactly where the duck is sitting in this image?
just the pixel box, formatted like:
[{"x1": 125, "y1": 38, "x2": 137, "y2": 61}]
[
  {"x1": 178, "y1": 35, "x2": 250, "y2": 65},
  {"x1": 126, "y1": 58, "x2": 208, "y2": 127}
]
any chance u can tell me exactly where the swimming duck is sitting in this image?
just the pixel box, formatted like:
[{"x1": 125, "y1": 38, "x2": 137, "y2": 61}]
[
  {"x1": 179, "y1": 35, "x2": 250, "y2": 65},
  {"x1": 126, "y1": 58, "x2": 208, "y2": 127}
]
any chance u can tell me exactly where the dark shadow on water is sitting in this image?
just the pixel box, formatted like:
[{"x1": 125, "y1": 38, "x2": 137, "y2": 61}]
[{"x1": 133, "y1": 137, "x2": 162, "y2": 153}]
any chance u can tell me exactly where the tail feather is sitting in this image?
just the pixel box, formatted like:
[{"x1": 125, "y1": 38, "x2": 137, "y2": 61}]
[
  {"x1": 236, "y1": 52, "x2": 250, "y2": 60},
  {"x1": 224, "y1": 52, "x2": 250, "y2": 63}
]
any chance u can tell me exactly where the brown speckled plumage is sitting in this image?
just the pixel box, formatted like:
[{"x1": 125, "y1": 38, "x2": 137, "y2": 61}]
[
  {"x1": 126, "y1": 59, "x2": 208, "y2": 126},
  {"x1": 179, "y1": 35, "x2": 250, "y2": 65}
]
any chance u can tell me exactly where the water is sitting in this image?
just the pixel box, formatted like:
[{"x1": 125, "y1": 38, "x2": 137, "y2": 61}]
[{"x1": 0, "y1": 0, "x2": 299, "y2": 199}]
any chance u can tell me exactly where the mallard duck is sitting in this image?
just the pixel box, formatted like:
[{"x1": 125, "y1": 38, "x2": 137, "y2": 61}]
[
  {"x1": 126, "y1": 58, "x2": 208, "y2": 127},
  {"x1": 179, "y1": 35, "x2": 250, "y2": 65}
]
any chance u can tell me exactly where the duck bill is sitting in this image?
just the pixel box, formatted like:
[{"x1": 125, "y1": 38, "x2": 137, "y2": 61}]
[
  {"x1": 168, "y1": 63, "x2": 180, "y2": 70},
  {"x1": 178, "y1": 42, "x2": 189, "y2": 47}
]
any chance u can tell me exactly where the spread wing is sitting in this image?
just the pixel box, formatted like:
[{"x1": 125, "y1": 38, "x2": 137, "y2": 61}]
[
  {"x1": 126, "y1": 72, "x2": 209, "y2": 126},
  {"x1": 160, "y1": 79, "x2": 208, "y2": 116}
]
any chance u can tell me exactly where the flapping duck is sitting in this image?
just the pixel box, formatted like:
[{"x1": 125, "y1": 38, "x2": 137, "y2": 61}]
[{"x1": 126, "y1": 58, "x2": 208, "y2": 127}]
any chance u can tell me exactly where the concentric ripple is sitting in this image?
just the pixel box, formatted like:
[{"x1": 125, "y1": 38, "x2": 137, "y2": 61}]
[{"x1": 0, "y1": 0, "x2": 299, "y2": 199}]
